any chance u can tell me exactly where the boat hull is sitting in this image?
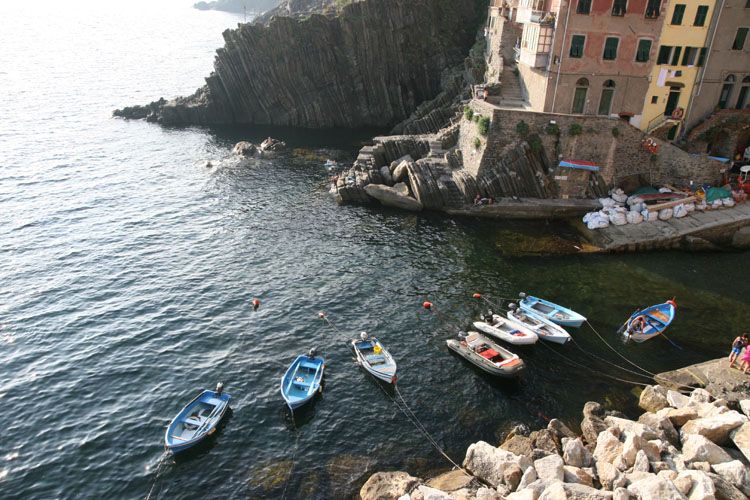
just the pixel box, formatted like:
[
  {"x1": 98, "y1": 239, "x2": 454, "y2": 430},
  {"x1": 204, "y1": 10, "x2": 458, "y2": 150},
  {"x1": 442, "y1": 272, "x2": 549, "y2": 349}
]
[
  {"x1": 446, "y1": 336, "x2": 524, "y2": 378},
  {"x1": 621, "y1": 301, "x2": 676, "y2": 343},
  {"x1": 352, "y1": 338, "x2": 397, "y2": 384},
  {"x1": 165, "y1": 389, "x2": 231, "y2": 454},
  {"x1": 280, "y1": 354, "x2": 325, "y2": 411},
  {"x1": 472, "y1": 315, "x2": 538, "y2": 345},
  {"x1": 519, "y1": 295, "x2": 586, "y2": 328},
  {"x1": 507, "y1": 309, "x2": 571, "y2": 344}
]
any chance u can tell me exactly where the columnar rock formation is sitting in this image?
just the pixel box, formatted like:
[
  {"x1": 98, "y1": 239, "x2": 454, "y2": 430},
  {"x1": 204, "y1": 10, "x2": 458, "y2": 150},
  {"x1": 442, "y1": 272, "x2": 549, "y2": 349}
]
[
  {"x1": 360, "y1": 386, "x2": 750, "y2": 500},
  {"x1": 114, "y1": 0, "x2": 485, "y2": 128}
]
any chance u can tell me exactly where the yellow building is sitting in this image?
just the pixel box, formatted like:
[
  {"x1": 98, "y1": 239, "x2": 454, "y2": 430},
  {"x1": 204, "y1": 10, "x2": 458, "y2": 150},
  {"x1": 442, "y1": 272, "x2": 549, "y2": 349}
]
[{"x1": 639, "y1": 0, "x2": 716, "y2": 138}]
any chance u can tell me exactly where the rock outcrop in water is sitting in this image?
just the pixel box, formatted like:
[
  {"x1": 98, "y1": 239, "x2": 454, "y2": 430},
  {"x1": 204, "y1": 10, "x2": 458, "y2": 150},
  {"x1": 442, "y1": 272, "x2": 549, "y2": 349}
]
[{"x1": 114, "y1": 0, "x2": 485, "y2": 129}]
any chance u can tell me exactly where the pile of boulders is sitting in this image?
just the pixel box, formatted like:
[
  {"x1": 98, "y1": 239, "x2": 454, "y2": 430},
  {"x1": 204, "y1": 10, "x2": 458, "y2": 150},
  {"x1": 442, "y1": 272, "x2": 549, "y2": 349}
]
[
  {"x1": 231, "y1": 137, "x2": 288, "y2": 158},
  {"x1": 360, "y1": 386, "x2": 750, "y2": 499}
]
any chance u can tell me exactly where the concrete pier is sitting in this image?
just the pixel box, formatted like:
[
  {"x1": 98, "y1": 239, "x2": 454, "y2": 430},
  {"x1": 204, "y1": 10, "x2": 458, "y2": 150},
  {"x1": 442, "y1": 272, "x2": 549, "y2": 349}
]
[
  {"x1": 655, "y1": 355, "x2": 750, "y2": 405},
  {"x1": 580, "y1": 203, "x2": 750, "y2": 252},
  {"x1": 446, "y1": 197, "x2": 600, "y2": 219}
]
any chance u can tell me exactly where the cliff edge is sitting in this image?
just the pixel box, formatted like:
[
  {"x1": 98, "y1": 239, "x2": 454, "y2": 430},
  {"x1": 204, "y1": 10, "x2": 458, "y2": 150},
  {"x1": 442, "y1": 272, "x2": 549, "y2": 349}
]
[{"x1": 114, "y1": 0, "x2": 486, "y2": 129}]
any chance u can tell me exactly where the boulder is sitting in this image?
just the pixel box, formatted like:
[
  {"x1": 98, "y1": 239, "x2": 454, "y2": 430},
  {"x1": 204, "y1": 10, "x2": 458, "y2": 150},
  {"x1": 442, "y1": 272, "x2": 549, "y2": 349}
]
[
  {"x1": 364, "y1": 184, "x2": 424, "y2": 211},
  {"x1": 380, "y1": 166, "x2": 393, "y2": 186},
  {"x1": 534, "y1": 454, "x2": 564, "y2": 482},
  {"x1": 681, "y1": 434, "x2": 733, "y2": 465},
  {"x1": 668, "y1": 407, "x2": 700, "y2": 427},
  {"x1": 563, "y1": 438, "x2": 592, "y2": 468},
  {"x1": 532, "y1": 429, "x2": 562, "y2": 455},
  {"x1": 563, "y1": 466, "x2": 594, "y2": 487},
  {"x1": 506, "y1": 490, "x2": 538, "y2": 500},
  {"x1": 562, "y1": 482, "x2": 614, "y2": 499},
  {"x1": 232, "y1": 141, "x2": 258, "y2": 157},
  {"x1": 426, "y1": 470, "x2": 473, "y2": 492},
  {"x1": 658, "y1": 470, "x2": 679, "y2": 481},
  {"x1": 389, "y1": 155, "x2": 413, "y2": 173},
  {"x1": 624, "y1": 471, "x2": 654, "y2": 484},
  {"x1": 360, "y1": 471, "x2": 421, "y2": 500},
  {"x1": 392, "y1": 160, "x2": 411, "y2": 182},
  {"x1": 638, "y1": 412, "x2": 679, "y2": 446},
  {"x1": 731, "y1": 226, "x2": 750, "y2": 249},
  {"x1": 413, "y1": 485, "x2": 453, "y2": 500},
  {"x1": 711, "y1": 460, "x2": 750, "y2": 496},
  {"x1": 677, "y1": 470, "x2": 716, "y2": 500},
  {"x1": 259, "y1": 137, "x2": 287, "y2": 152},
  {"x1": 707, "y1": 472, "x2": 748, "y2": 500},
  {"x1": 681, "y1": 411, "x2": 747, "y2": 445},
  {"x1": 633, "y1": 450, "x2": 650, "y2": 472},
  {"x1": 476, "y1": 486, "x2": 504, "y2": 500},
  {"x1": 740, "y1": 400, "x2": 750, "y2": 419},
  {"x1": 689, "y1": 389, "x2": 712, "y2": 404},
  {"x1": 517, "y1": 464, "x2": 538, "y2": 491},
  {"x1": 539, "y1": 481, "x2": 566, "y2": 500},
  {"x1": 392, "y1": 182, "x2": 410, "y2": 197},
  {"x1": 548, "y1": 419, "x2": 577, "y2": 440},
  {"x1": 627, "y1": 475, "x2": 687, "y2": 499},
  {"x1": 622, "y1": 434, "x2": 658, "y2": 467},
  {"x1": 729, "y1": 422, "x2": 750, "y2": 461},
  {"x1": 463, "y1": 441, "x2": 531, "y2": 488},
  {"x1": 640, "y1": 385, "x2": 670, "y2": 413},
  {"x1": 504, "y1": 464, "x2": 523, "y2": 492},
  {"x1": 612, "y1": 487, "x2": 631, "y2": 500},
  {"x1": 667, "y1": 390, "x2": 690, "y2": 409},
  {"x1": 593, "y1": 429, "x2": 623, "y2": 465},
  {"x1": 584, "y1": 402, "x2": 606, "y2": 419},
  {"x1": 596, "y1": 461, "x2": 622, "y2": 491},
  {"x1": 604, "y1": 416, "x2": 659, "y2": 440},
  {"x1": 501, "y1": 435, "x2": 534, "y2": 459},
  {"x1": 651, "y1": 461, "x2": 672, "y2": 473},
  {"x1": 672, "y1": 475, "x2": 694, "y2": 496},
  {"x1": 581, "y1": 416, "x2": 608, "y2": 447},
  {"x1": 689, "y1": 462, "x2": 712, "y2": 473}
]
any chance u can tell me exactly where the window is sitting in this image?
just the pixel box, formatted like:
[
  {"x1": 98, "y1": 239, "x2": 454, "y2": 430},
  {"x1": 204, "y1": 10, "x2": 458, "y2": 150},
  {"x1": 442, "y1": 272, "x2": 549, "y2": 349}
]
[
  {"x1": 671, "y1": 4, "x2": 685, "y2": 24},
  {"x1": 636, "y1": 39, "x2": 652, "y2": 62},
  {"x1": 671, "y1": 46, "x2": 682, "y2": 65},
  {"x1": 697, "y1": 47, "x2": 707, "y2": 66},
  {"x1": 577, "y1": 0, "x2": 591, "y2": 14},
  {"x1": 682, "y1": 47, "x2": 697, "y2": 66},
  {"x1": 733, "y1": 28, "x2": 748, "y2": 50},
  {"x1": 657, "y1": 45, "x2": 672, "y2": 64},
  {"x1": 538, "y1": 26, "x2": 554, "y2": 54},
  {"x1": 570, "y1": 35, "x2": 586, "y2": 58},
  {"x1": 694, "y1": 5, "x2": 708, "y2": 26},
  {"x1": 612, "y1": 0, "x2": 627, "y2": 16},
  {"x1": 645, "y1": 0, "x2": 661, "y2": 18},
  {"x1": 598, "y1": 80, "x2": 616, "y2": 115},
  {"x1": 719, "y1": 75, "x2": 735, "y2": 108},
  {"x1": 572, "y1": 78, "x2": 589, "y2": 114},
  {"x1": 736, "y1": 78, "x2": 750, "y2": 109},
  {"x1": 651, "y1": 96, "x2": 658, "y2": 104},
  {"x1": 603, "y1": 37, "x2": 619, "y2": 60}
]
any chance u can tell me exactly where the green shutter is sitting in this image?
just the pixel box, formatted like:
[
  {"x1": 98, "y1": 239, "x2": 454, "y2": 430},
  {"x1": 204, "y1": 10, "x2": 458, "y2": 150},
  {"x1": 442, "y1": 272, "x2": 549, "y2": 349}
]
[
  {"x1": 657, "y1": 45, "x2": 672, "y2": 64},
  {"x1": 671, "y1": 4, "x2": 685, "y2": 24},
  {"x1": 603, "y1": 38, "x2": 619, "y2": 60},
  {"x1": 694, "y1": 5, "x2": 708, "y2": 26},
  {"x1": 733, "y1": 28, "x2": 748, "y2": 50},
  {"x1": 570, "y1": 35, "x2": 585, "y2": 58},
  {"x1": 671, "y1": 46, "x2": 682, "y2": 65},
  {"x1": 697, "y1": 47, "x2": 707, "y2": 66},
  {"x1": 636, "y1": 40, "x2": 652, "y2": 62}
]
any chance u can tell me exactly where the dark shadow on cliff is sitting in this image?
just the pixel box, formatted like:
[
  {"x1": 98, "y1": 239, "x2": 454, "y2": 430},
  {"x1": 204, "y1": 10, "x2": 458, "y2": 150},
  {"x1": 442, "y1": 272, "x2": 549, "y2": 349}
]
[{"x1": 205, "y1": 124, "x2": 389, "y2": 151}]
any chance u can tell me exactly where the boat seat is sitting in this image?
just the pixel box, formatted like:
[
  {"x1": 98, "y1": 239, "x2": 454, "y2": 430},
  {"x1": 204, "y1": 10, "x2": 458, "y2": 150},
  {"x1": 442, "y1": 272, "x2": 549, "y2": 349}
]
[
  {"x1": 184, "y1": 417, "x2": 202, "y2": 427},
  {"x1": 356, "y1": 341, "x2": 375, "y2": 350},
  {"x1": 366, "y1": 354, "x2": 386, "y2": 365},
  {"x1": 299, "y1": 360, "x2": 320, "y2": 370},
  {"x1": 465, "y1": 332, "x2": 481, "y2": 348}
]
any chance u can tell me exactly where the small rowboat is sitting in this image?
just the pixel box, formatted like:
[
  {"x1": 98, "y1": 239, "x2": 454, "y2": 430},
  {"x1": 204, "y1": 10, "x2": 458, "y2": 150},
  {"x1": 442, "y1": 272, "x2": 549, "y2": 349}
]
[
  {"x1": 351, "y1": 332, "x2": 397, "y2": 384},
  {"x1": 473, "y1": 313, "x2": 538, "y2": 345},
  {"x1": 619, "y1": 300, "x2": 677, "y2": 343},
  {"x1": 447, "y1": 331, "x2": 524, "y2": 378},
  {"x1": 518, "y1": 294, "x2": 586, "y2": 328},
  {"x1": 280, "y1": 349, "x2": 325, "y2": 411},
  {"x1": 165, "y1": 383, "x2": 231, "y2": 454},
  {"x1": 507, "y1": 304, "x2": 571, "y2": 344}
]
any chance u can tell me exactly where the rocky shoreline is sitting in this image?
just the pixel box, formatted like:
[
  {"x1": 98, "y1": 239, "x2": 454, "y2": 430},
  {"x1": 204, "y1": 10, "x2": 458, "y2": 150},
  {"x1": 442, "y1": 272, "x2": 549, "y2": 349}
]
[{"x1": 359, "y1": 382, "x2": 750, "y2": 499}]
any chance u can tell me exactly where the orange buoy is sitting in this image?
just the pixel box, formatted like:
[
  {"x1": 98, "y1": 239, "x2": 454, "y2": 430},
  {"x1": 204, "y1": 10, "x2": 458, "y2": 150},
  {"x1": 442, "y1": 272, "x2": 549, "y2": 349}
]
[
  {"x1": 252, "y1": 298, "x2": 261, "y2": 311},
  {"x1": 472, "y1": 293, "x2": 482, "y2": 299},
  {"x1": 422, "y1": 301, "x2": 432, "y2": 310}
]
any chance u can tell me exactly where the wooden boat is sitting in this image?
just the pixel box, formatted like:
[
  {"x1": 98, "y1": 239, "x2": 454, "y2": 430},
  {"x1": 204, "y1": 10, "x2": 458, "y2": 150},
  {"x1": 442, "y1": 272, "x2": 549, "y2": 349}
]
[
  {"x1": 619, "y1": 300, "x2": 677, "y2": 343},
  {"x1": 165, "y1": 383, "x2": 231, "y2": 454},
  {"x1": 280, "y1": 349, "x2": 325, "y2": 411},
  {"x1": 473, "y1": 313, "x2": 538, "y2": 345},
  {"x1": 446, "y1": 331, "x2": 524, "y2": 378},
  {"x1": 351, "y1": 332, "x2": 397, "y2": 384},
  {"x1": 507, "y1": 303, "x2": 571, "y2": 344},
  {"x1": 518, "y1": 294, "x2": 586, "y2": 328}
]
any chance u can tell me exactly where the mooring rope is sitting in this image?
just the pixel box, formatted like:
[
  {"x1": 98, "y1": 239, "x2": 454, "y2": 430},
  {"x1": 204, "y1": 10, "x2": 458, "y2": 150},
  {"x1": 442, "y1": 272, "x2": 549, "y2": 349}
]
[
  {"x1": 570, "y1": 339, "x2": 652, "y2": 380},
  {"x1": 585, "y1": 320, "x2": 658, "y2": 377},
  {"x1": 279, "y1": 430, "x2": 302, "y2": 500},
  {"x1": 144, "y1": 452, "x2": 168, "y2": 500}
]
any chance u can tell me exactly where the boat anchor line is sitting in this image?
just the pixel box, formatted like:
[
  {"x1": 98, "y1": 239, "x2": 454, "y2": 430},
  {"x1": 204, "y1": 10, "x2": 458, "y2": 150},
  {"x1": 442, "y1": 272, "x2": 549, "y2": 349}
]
[
  {"x1": 279, "y1": 430, "x2": 302, "y2": 500},
  {"x1": 569, "y1": 339, "x2": 652, "y2": 381},
  {"x1": 144, "y1": 452, "x2": 168, "y2": 500}
]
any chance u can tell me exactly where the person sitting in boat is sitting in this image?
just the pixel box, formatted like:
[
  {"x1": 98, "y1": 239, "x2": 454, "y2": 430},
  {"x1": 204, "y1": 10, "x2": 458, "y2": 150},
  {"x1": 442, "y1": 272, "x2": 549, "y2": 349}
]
[
  {"x1": 629, "y1": 316, "x2": 647, "y2": 336},
  {"x1": 484, "y1": 310, "x2": 494, "y2": 324},
  {"x1": 729, "y1": 334, "x2": 749, "y2": 369}
]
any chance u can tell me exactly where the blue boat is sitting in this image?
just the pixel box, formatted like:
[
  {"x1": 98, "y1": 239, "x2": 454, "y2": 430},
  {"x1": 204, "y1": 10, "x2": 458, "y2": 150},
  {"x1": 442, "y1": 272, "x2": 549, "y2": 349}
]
[
  {"x1": 280, "y1": 349, "x2": 325, "y2": 411},
  {"x1": 518, "y1": 293, "x2": 586, "y2": 328},
  {"x1": 620, "y1": 300, "x2": 677, "y2": 343},
  {"x1": 164, "y1": 383, "x2": 231, "y2": 454}
]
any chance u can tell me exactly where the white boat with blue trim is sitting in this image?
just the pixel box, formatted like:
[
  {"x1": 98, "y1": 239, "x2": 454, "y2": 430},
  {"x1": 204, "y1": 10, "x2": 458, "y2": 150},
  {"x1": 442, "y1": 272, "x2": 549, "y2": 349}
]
[
  {"x1": 351, "y1": 332, "x2": 397, "y2": 384},
  {"x1": 164, "y1": 383, "x2": 231, "y2": 454},
  {"x1": 518, "y1": 293, "x2": 586, "y2": 328}
]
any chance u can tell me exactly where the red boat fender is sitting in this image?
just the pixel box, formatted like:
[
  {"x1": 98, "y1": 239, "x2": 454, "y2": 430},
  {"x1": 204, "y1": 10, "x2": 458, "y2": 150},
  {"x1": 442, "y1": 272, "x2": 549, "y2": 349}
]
[
  {"x1": 667, "y1": 298, "x2": 677, "y2": 308},
  {"x1": 422, "y1": 301, "x2": 432, "y2": 310}
]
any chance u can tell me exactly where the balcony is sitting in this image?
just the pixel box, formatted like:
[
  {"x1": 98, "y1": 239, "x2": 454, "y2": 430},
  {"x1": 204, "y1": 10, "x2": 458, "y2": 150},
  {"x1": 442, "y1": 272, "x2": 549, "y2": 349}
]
[{"x1": 519, "y1": 50, "x2": 550, "y2": 68}]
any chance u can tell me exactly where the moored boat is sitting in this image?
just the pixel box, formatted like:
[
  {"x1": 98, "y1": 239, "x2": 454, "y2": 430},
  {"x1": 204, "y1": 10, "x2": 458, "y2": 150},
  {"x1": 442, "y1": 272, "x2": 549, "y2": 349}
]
[
  {"x1": 280, "y1": 349, "x2": 325, "y2": 411},
  {"x1": 446, "y1": 331, "x2": 524, "y2": 378},
  {"x1": 518, "y1": 293, "x2": 586, "y2": 328},
  {"x1": 165, "y1": 383, "x2": 231, "y2": 454},
  {"x1": 619, "y1": 300, "x2": 677, "y2": 343},
  {"x1": 351, "y1": 332, "x2": 397, "y2": 384},
  {"x1": 473, "y1": 312, "x2": 538, "y2": 345},
  {"x1": 507, "y1": 303, "x2": 571, "y2": 344}
]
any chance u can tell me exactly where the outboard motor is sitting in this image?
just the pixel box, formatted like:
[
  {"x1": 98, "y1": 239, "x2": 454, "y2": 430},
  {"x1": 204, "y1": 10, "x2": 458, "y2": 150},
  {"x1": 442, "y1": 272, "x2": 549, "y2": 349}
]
[
  {"x1": 508, "y1": 303, "x2": 517, "y2": 310},
  {"x1": 519, "y1": 292, "x2": 527, "y2": 299},
  {"x1": 484, "y1": 310, "x2": 494, "y2": 323},
  {"x1": 308, "y1": 347, "x2": 318, "y2": 358},
  {"x1": 216, "y1": 382, "x2": 224, "y2": 395},
  {"x1": 360, "y1": 331, "x2": 368, "y2": 341},
  {"x1": 458, "y1": 331, "x2": 468, "y2": 340}
]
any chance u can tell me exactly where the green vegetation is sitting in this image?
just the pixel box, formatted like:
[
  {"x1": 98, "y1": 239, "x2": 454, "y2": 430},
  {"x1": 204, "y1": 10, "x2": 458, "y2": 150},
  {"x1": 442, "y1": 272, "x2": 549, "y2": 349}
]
[
  {"x1": 528, "y1": 134, "x2": 543, "y2": 153},
  {"x1": 473, "y1": 137, "x2": 482, "y2": 149},
  {"x1": 611, "y1": 127, "x2": 620, "y2": 138},
  {"x1": 586, "y1": 127, "x2": 597, "y2": 134},
  {"x1": 545, "y1": 123, "x2": 560, "y2": 136},
  {"x1": 477, "y1": 116, "x2": 491, "y2": 136},
  {"x1": 463, "y1": 106, "x2": 474, "y2": 121},
  {"x1": 515, "y1": 120, "x2": 530, "y2": 138},
  {"x1": 334, "y1": 0, "x2": 353, "y2": 10},
  {"x1": 569, "y1": 123, "x2": 583, "y2": 136}
]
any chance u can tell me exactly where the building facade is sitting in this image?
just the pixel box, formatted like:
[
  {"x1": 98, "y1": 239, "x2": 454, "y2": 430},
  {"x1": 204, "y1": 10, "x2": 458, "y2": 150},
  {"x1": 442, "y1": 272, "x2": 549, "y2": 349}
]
[{"x1": 638, "y1": 0, "x2": 716, "y2": 137}]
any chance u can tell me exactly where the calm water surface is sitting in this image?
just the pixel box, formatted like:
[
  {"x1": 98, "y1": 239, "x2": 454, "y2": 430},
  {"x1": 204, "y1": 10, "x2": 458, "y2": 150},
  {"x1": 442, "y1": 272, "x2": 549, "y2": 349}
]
[{"x1": 1, "y1": 1, "x2": 748, "y2": 498}]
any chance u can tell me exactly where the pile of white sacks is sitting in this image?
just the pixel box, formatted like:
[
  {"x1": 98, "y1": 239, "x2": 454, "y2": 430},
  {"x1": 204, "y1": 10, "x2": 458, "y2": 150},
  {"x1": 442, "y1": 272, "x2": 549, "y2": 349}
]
[{"x1": 583, "y1": 188, "x2": 737, "y2": 231}]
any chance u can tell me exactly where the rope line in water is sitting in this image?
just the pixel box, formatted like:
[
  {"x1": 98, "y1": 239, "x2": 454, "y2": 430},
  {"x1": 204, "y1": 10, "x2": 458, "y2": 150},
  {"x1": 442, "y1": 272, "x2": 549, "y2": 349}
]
[
  {"x1": 279, "y1": 431, "x2": 301, "y2": 500},
  {"x1": 570, "y1": 339, "x2": 652, "y2": 380},
  {"x1": 145, "y1": 453, "x2": 168, "y2": 500},
  {"x1": 585, "y1": 320, "x2": 657, "y2": 377}
]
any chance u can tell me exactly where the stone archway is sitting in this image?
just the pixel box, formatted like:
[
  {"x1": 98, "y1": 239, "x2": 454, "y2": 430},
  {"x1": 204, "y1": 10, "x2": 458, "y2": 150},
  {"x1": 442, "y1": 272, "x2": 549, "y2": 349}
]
[
  {"x1": 709, "y1": 129, "x2": 732, "y2": 157},
  {"x1": 735, "y1": 126, "x2": 750, "y2": 159}
]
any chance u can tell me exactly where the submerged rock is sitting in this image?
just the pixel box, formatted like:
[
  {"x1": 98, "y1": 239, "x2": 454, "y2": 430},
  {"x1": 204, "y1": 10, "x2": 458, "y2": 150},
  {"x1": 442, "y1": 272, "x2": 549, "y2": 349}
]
[
  {"x1": 364, "y1": 184, "x2": 423, "y2": 212},
  {"x1": 359, "y1": 471, "x2": 420, "y2": 500}
]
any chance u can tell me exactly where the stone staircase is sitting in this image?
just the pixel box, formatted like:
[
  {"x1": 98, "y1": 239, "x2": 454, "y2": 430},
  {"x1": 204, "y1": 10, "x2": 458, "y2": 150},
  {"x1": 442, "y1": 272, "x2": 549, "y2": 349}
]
[{"x1": 497, "y1": 63, "x2": 527, "y2": 108}]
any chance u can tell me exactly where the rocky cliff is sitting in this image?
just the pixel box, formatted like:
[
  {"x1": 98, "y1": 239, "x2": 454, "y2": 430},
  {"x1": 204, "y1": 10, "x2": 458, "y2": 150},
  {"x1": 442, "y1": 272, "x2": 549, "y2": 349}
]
[{"x1": 115, "y1": 0, "x2": 486, "y2": 129}]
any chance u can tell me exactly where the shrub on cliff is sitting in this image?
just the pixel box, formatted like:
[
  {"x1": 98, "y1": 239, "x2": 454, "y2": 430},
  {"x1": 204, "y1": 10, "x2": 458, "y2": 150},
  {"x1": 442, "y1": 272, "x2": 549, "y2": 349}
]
[
  {"x1": 464, "y1": 106, "x2": 474, "y2": 121},
  {"x1": 478, "y1": 116, "x2": 491, "y2": 136}
]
